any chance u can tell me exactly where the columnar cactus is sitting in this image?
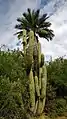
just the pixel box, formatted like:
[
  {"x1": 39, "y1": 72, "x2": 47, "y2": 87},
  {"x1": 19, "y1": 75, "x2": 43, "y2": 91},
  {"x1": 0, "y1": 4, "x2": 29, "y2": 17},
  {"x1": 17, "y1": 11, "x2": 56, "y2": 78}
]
[
  {"x1": 23, "y1": 29, "x2": 27, "y2": 55},
  {"x1": 35, "y1": 75, "x2": 40, "y2": 97},
  {"x1": 41, "y1": 65, "x2": 47, "y2": 99},
  {"x1": 37, "y1": 42, "x2": 41, "y2": 65},
  {"x1": 22, "y1": 29, "x2": 47, "y2": 117},
  {"x1": 39, "y1": 68, "x2": 42, "y2": 90},
  {"x1": 29, "y1": 68, "x2": 35, "y2": 111},
  {"x1": 25, "y1": 31, "x2": 34, "y2": 72}
]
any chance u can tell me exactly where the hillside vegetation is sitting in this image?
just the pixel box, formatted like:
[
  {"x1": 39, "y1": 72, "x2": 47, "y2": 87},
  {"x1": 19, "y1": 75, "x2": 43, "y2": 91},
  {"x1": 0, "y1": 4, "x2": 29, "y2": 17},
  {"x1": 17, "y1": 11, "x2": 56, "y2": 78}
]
[{"x1": 0, "y1": 50, "x2": 67, "y2": 119}]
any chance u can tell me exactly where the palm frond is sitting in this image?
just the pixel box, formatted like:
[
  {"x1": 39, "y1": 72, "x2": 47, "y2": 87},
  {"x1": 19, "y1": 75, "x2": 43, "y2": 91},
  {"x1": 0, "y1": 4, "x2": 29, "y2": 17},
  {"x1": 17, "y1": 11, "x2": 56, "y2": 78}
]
[
  {"x1": 38, "y1": 22, "x2": 51, "y2": 29},
  {"x1": 38, "y1": 14, "x2": 49, "y2": 26},
  {"x1": 23, "y1": 9, "x2": 35, "y2": 29},
  {"x1": 27, "y1": 8, "x2": 32, "y2": 23},
  {"x1": 27, "y1": 8, "x2": 31, "y2": 14},
  {"x1": 23, "y1": 12, "x2": 30, "y2": 23},
  {"x1": 37, "y1": 29, "x2": 54, "y2": 41},
  {"x1": 15, "y1": 24, "x2": 23, "y2": 30},
  {"x1": 14, "y1": 31, "x2": 23, "y2": 35},
  {"x1": 34, "y1": 9, "x2": 40, "y2": 26},
  {"x1": 14, "y1": 31, "x2": 23, "y2": 39},
  {"x1": 15, "y1": 8, "x2": 54, "y2": 41},
  {"x1": 17, "y1": 18, "x2": 22, "y2": 22},
  {"x1": 34, "y1": 9, "x2": 40, "y2": 19}
]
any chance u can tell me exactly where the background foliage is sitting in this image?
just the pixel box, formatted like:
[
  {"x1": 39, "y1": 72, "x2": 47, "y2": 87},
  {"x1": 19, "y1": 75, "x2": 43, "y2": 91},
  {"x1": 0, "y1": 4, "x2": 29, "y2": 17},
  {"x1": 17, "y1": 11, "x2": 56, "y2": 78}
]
[
  {"x1": 0, "y1": 50, "x2": 67, "y2": 118},
  {"x1": 45, "y1": 58, "x2": 67, "y2": 117}
]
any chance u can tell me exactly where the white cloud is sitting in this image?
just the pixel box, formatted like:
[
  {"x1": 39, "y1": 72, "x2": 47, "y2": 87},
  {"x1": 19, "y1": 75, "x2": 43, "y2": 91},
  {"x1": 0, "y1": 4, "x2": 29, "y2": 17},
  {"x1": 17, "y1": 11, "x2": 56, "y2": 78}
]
[
  {"x1": 0, "y1": 0, "x2": 67, "y2": 59},
  {"x1": 40, "y1": 0, "x2": 67, "y2": 59},
  {"x1": 0, "y1": 0, "x2": 37, "y2": 47}
]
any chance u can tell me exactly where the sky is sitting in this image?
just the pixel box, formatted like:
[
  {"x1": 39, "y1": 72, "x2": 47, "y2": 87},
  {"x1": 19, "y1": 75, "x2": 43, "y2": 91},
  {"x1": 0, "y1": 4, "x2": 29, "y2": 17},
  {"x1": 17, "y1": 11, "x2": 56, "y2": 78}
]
[{"x1": 0, "y1": 0, "x2": 67, "y2": 60}]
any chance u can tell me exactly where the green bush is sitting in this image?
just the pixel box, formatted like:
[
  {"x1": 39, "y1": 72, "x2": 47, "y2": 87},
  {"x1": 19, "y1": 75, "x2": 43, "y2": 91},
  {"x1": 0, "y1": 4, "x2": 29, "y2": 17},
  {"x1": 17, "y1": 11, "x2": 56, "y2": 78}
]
[
  {"x1": 0, "y1": 50, "x2": 26, "y2": 82},
  {"x1": 0, "y1": 51, "x2": 67, "y2": 118},
  {"x1": 56, "y1": 98, "x2": 67, "y2": 116},
  {"x1": 45, "y1": 58, "x2": 67, "y2": 118},
  {"x1": 0, "y1": 50, "x2": 29, "y2": 119},
  {"x1": 0, "y1": 77, "x2": 29, "y2": 119}
]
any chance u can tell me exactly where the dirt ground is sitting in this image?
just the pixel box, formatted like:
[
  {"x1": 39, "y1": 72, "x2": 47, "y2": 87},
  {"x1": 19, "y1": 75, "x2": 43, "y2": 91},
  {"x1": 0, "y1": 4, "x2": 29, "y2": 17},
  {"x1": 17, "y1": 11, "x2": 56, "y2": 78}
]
[{"x1": 56, "y1": 117, "x2": 67, "y2": 119}]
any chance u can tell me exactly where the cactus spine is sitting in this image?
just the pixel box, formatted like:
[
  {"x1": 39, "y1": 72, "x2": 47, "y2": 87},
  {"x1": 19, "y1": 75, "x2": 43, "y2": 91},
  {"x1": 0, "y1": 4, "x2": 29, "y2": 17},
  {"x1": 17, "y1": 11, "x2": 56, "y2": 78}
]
[{"x1": 22, "y1": 29, "x2": 47, "y2": 117}]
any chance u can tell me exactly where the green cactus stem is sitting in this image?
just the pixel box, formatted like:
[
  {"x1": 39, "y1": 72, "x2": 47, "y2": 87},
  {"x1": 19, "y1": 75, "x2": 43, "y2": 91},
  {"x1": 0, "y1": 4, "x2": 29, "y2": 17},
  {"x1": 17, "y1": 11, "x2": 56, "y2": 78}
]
[
  {"x1": 26, "y1": 31, "x2": 34, "y2": 71},
  {"x1": 33, "y1": 40, "x2": 38, "y2": 74},
  {"x1": 37, "y1": 42, "x2": 41, "y2": 65},
  {"x1": 23, "y1": 29, "x2": 27, "y2": 55},
  {"x1": 41, "y1": 54, "x2": 44, "y2": 67},
  {"x1": 41, "y1": 65, "x2": 47, "y2": 99},
  {"x1": 39, "y1": 68, "x2": 42, "y2": 90},
  {"x1": 33, "y1": 41, "x2": 38, "y2": 57},
  {"x1": 29, "y1": 68, "x2": 35, "y2": 112},
  {"x1": 37, "y1": 98, "x2": 46, "y2": 115},
  {"x1": 35, "y1": 75, "x2": 40, "y2": 97},
  {"x1": 37, "y1": 99, "x2": 43, "y2": 115},
  {"x1": 34, "y1": 100, "x2": 38, "y2": 114},
  {"x1": 41, "y1": 98, "x2": 46, "y2": 113}
]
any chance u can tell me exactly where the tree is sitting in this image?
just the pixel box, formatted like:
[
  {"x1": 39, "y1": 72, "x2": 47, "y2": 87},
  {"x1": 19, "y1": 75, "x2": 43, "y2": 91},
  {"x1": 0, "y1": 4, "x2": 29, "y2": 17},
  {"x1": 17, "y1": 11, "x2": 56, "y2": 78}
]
[{"x1": 15, "y1": 8, "x2": 54, "y2": 41}]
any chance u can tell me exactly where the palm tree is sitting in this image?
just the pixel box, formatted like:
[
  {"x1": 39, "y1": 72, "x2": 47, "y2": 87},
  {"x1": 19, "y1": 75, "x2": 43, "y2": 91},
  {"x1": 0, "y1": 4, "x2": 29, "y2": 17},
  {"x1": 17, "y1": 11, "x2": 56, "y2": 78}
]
[
  {"x1": 15, "y1": 8, "x2": 54, "y2": 41},
  {"x1": 15, "y1": 9, "x2": 54, "y2": 118}
]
